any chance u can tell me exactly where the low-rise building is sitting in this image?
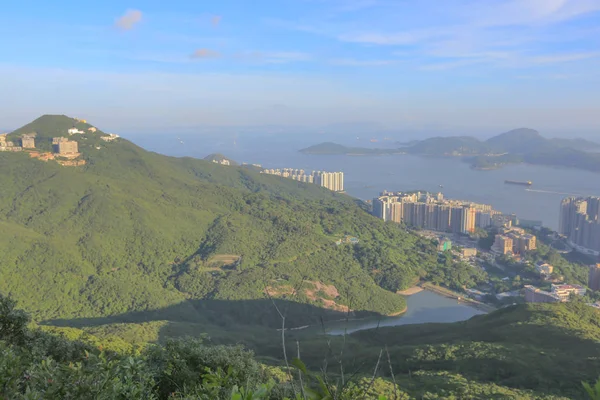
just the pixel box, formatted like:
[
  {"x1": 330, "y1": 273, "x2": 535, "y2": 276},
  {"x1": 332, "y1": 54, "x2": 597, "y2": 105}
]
[
  {"x1": 551, "y1": 284, "x2": 586, "y2": 301},
  {"x1": 535, "y1": 262, "x2": 554, "y2": 276},
  {"x1": 524, "y1": 285, "x2": 561, "y2": 303},
  {"x1": 461, "y1": 248, "x2": 477, "y2": 258},
  {"x1": 68, "y1": 128, "x2": 85, "y2": 135},
  {"x1": 212, "y1": 159, "x2": 230, "y2": 166},
  {"x1": 100, "y1": 133, "x2": 120, "y2": 142},
  {"x1": 437, "y1": 239, "x2": 452, "y2": 252}
]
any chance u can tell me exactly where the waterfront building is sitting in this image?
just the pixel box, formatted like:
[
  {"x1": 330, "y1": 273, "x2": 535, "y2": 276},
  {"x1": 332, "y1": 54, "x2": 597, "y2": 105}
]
[
  {"x1": 372, "y1": 191, "x2": 499, "y2": 234},
  {"x1": 461, "y1": 206, "x2": 477, "y2": 234},
  {"x1": 261, "y1": 169, "x2": 344, "y2": 192},
  {"x1": 559, "y1": 197, "x2": 600, "y2": 255}
]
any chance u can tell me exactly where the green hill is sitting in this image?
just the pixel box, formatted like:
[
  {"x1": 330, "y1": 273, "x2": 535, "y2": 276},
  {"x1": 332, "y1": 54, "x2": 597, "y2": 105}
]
[
  {"x1": 2, "y1": 293, "x2": 598, "y2": 399},
  {"x1": 0, "y1": 115, "x2": 457, "y2": 335}
]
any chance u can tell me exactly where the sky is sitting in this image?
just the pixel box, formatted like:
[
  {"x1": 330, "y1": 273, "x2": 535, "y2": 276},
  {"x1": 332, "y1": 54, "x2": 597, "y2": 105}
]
[{"x1": 1, "y1": 0, "x2": 600, "y2": 135}]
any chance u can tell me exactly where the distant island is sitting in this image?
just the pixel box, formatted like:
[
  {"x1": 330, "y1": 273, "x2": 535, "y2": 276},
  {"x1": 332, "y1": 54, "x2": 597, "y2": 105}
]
[
  {"x1": 299, "y1": 142, "x2": 405, "y2": 156},
  {"x1": 300, "y1": 128, "x2": 600, "y2": 172}
]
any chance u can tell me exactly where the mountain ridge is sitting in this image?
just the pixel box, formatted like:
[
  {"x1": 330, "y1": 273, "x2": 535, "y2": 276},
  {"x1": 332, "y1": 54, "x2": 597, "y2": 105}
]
[{"x1": 300, "y1": 128, "x2": 600, "y2": 172}]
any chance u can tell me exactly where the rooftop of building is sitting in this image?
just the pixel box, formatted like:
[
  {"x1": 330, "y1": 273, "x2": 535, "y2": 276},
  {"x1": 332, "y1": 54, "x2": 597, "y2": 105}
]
[{"x1": 551, "y1": 284, "x2": 585, "y2": 290}]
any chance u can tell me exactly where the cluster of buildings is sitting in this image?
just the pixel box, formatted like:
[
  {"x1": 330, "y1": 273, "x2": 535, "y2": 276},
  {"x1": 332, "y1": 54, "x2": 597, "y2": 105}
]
[
  {"x1": 524, "y1": 284, "x2": 586, "y2": 303},
  {"x1": 0, "y1": 133, "x2": 30, "y2": 152},
  {"x1": 372, "y1": 191, "x2": 510, "y2": 234},
  {"x1": 491, "y1": 227, "x2": 537, "y2": 256},
  {"x1": 1, "y1": 131, "x2": 85, "y2": 166},
  {"x1": 559, "y1": 197, "x2": 600, "y2": 256},
  {"x1": 261, "y1": 169, "x2": 344, "y2": 192},
  {"x1": 523, "y1": 264, "x2": 600, "y2": 304},
  {"x1": 212, "y1": 159, "x2": 231, "y2": 166}
]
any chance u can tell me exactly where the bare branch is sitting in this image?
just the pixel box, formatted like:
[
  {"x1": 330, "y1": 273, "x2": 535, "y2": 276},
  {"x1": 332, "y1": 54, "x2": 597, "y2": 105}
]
[
  {"x1": 361, "y1": 349, "x2": 383, "y2": 400},
  {"x1": 385, "y1": 345, "x2": 398, "y2": 400}
]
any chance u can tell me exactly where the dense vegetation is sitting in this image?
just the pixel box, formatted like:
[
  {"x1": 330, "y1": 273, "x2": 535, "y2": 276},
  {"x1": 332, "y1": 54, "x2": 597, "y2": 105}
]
[
  {"x1": 0, "y1": 114, "x2": 480, "y2": 343},
  {"x1": 2, "y1": 293, "x2": 599, "y2": 399}
]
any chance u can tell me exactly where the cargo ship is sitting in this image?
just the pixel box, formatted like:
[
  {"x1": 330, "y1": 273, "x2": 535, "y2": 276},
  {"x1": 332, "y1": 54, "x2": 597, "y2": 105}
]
[{"x1": 505, "y1": 180, "x2": 532, "y2": 186}]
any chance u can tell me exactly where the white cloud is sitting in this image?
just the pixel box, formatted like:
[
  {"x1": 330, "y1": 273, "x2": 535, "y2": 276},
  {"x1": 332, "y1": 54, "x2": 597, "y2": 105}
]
[
  {"x1": 115, "y1": 9, "x2": 143, "y2": 31},
  {"x1": 530, "y1": 51, "x2": 600, "y2": 64}
]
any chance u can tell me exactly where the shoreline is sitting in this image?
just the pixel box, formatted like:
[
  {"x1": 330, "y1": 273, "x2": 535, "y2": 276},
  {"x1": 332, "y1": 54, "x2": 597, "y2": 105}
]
[
  {"x1": 421, "y1": 283, "x2": 496, "y2": 313},
  {"x1": 397, "y1": 286, "x2": 424, "y2": 296}
]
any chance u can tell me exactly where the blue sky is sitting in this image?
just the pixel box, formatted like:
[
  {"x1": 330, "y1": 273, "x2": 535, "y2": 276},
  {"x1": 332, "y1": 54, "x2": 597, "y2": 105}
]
[{"x1": 1, "y1": 0, "x2": 600, "y2": 134}]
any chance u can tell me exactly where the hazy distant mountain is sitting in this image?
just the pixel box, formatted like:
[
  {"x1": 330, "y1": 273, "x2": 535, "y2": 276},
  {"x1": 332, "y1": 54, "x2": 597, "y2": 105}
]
[
  {"x1": 299, "y1": 142, "x2": 402, "y2": 155},
  {"x1": 550, "y1": 137, "x2": 600, "y2": 151},
  {"x1": 402, "y1": 136, "x2": 491, "y2": 156},
  {"x1": 484, "y1": 128, "x2": 558, "y2": 154},
  {"x1": 302, "y1": 128, "x2": 600, "y2": 173}
]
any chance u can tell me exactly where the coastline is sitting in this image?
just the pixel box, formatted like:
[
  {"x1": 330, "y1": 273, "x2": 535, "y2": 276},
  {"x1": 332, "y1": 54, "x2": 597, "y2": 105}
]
[
  {"x1": 421, "y1": 283, "x2": 496, "y2": 313},
  {"x1": 396, "y1": 286, "x2": 424, "y2": 296}
]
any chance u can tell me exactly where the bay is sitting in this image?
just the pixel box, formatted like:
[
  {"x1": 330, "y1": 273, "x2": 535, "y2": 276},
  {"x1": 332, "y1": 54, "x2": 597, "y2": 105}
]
[
  {"x1": 324, "y1": 290, "x2": 485, "y2": 335},
  {"x1": 129, "y1": 133, "x2": 600, "y2": 230}
]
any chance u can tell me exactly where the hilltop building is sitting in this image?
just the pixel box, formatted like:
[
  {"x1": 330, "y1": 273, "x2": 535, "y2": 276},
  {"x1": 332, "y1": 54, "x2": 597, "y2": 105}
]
[
  {"x1": 100, "y1": 133, "x2": 119, "y2": 142},
  {"x1": 52, "y1": 137, "x2": 79, "y2": 157},
  {"x1": 88, "y1": 127, "x2": 97, "y2": 132},
  {"x1": 68, "y1": 128, "x2": 85, "y2": 135},
  {"x1": 212, "y1": 159, "x2": 230, "y2": 166},
  {"x1": 21, "y1": 134, "x2": 35, "y2": 149},
  {"x1": 371, "y1": 191, "x2": 497, "y2": 234},
  {"x1": 559, "y1": 197, "x2": 600, "y2": 255}
]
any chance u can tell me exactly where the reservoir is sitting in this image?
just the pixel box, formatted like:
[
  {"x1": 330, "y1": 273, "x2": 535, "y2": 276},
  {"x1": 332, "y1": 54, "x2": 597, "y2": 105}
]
[{"x1": 324, "y1": 290, "x2": 485, "y2": 335}]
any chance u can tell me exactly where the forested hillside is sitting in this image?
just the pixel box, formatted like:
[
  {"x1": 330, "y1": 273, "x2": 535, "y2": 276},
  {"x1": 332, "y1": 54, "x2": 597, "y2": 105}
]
[
  {"x1": 2, "y1": 294, "x2": 598, "y2": 399},
  {"x1": 0, "y1": 115, "x2": 464, "y2": 339}
]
